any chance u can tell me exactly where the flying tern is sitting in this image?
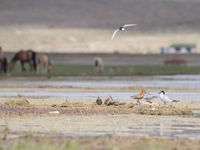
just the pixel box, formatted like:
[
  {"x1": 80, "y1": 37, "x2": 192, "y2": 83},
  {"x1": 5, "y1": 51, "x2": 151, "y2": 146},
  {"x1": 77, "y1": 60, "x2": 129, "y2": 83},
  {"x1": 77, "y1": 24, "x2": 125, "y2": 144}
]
[
  {"x1": 111, "y1": 24, "x2": 137, "y2": 40},
  {"x1": 158, "y1": 91, "x2": 179, "y2": 104}
]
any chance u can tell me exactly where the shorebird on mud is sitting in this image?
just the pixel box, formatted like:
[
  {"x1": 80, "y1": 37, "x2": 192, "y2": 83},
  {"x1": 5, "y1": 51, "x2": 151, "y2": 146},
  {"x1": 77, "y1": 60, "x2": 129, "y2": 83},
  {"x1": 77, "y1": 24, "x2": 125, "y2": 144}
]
[
  {"x1": 96, "y1": 97, "x2": 103, "y2": 105},
  {"x1": 143, "y1": 92, "x2": 159, "y2": 103},
  {"x1": 131, "y1": 89, "x2": 145, "y2": 104},
  {"x1": 158, "y1": 91, "x2": 179, "y2": 104},
  {"x1": 111, "y1": 24, "x2": 137, "y2": 40},
  {"x1": 104, "y1": 95, "x2": 114, "y2": 106}
]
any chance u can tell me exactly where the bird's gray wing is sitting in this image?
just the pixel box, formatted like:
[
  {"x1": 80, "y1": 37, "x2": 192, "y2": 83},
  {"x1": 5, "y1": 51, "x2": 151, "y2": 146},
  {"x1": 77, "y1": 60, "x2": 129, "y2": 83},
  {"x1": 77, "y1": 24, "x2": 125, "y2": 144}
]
[
  {"x1": 111, "y1": 29, "x2": 120, "y2": 40},
  {"x1": 144, "y1": 92, "x2": 158, "y2": 100},
  {"x1": 123, "y1": 24, "x2": 137, "y2": 28},
  {"x1": 163, "y1": 95, "x2": 173, "y2": 102}
]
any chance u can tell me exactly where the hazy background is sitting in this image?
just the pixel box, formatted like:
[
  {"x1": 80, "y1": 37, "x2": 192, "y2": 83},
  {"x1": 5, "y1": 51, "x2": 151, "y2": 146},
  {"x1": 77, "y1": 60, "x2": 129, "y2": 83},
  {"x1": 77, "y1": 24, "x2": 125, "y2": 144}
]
[{"x1": 0, "y1": 0, "x2": 200, "y2": 53}]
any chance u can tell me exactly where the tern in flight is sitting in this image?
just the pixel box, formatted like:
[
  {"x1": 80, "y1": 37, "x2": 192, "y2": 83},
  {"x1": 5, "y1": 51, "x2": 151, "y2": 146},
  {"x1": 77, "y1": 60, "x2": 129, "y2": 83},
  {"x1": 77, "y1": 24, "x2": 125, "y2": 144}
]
[
  {"x1": 111, "y1": 24, "x2": 137, "y2": 40},
  {"x1": 158, "y1": 91, "x2": 179, "y2": 104}
]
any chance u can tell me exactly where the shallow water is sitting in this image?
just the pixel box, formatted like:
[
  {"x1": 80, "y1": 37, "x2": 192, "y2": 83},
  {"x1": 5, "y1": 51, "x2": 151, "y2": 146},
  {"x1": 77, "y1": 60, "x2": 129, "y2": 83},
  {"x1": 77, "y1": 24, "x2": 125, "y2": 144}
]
[
  {"x1": 0, "y1": 75, "x2": 200, "y2": 101},
  {"x1": 0, "y1": 91, "x2": 200, "y2": 101},
  {"x1": 1, "y1": 75, "x2": 200, "y2": 88},
  {"x1": 1, "y1": 114, "x2": 200, "y2": 139}
]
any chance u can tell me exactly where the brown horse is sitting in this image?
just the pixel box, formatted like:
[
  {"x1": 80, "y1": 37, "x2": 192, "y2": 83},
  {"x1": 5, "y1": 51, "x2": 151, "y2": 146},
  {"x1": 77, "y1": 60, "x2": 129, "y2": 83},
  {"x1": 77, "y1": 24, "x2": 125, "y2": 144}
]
[
  {"x1": 0, "y1": 47, "x2": 8, "y2": 73},
  {"x1": 94, "y1": 57, "x2": 103, "y2": 74},
  {"x1": 9, "y1": 49, "x2": 37, "y2": 72},
  {"x1": 36, "y1": 53, "x2": 51, "y2": 73}
]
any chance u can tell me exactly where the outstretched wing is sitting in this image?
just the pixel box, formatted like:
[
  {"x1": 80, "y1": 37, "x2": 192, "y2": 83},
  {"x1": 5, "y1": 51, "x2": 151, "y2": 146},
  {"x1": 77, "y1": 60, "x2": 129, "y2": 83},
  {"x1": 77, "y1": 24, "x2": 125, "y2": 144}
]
[
  {"x1": 111, "y1": 29, "x2": 120, "y2": 40},
  {"x1": 123, "y1": 24, "x2": 137, "y2": 28}
]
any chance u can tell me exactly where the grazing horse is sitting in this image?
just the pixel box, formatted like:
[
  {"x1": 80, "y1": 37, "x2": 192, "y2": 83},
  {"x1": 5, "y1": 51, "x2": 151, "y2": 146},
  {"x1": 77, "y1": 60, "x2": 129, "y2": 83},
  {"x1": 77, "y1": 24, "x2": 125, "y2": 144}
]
[
  {"x1": 94, "y1": 57, "x2": 103, "y2": 74},
  {"x1": 0, "y1": 47, "x2": 8, "y2": 73},
  {"x1": 9, "y1": 49, "x2": 37, "y2": 72},
  {"x1": 36, "y1": 53, "x2": 51, "y2": 73}
]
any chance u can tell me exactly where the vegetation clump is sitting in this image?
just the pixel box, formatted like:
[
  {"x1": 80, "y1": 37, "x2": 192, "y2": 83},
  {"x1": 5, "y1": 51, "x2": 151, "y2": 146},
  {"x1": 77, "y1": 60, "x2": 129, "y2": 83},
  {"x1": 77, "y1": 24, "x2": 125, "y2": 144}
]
[{"x1": 4, "y1": 99, "x2": 30, "y2": 107}]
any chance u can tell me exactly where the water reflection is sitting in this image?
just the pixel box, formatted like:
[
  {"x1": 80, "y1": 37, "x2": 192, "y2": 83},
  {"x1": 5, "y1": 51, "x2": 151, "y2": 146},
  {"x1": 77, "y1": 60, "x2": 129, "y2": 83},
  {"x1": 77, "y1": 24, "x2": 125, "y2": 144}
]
[
  {"x1": 1, "y1": 75, "x2": 200, "y2": 88},
  {"x1": 1, "y1": 114, "x2": 200, "y2": 139}
]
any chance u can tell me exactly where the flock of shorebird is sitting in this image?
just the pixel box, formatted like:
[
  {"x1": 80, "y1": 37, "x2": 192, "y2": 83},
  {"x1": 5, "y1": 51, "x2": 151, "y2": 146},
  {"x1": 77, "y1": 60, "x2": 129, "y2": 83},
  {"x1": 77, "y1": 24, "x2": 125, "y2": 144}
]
[
  {"x1": 131, "y1": 89, "x2": 179, "y2": 104},
  {"x1": 96, "y1": 90, "x2": 179, "y2": 106}
]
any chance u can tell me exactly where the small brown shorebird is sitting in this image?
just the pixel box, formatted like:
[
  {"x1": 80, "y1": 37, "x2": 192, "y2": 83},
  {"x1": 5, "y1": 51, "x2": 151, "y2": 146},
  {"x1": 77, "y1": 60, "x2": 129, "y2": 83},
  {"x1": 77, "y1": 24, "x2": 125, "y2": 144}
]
[
  {"x1": 96, "y1": 97, "x2": 103, "y2": 105},
  {"x1": 131, "y1": 89, "x2": 146, "y2": 104},
  {"x1": 104, "y1": 95, "x2": 114, "y2": 106}
]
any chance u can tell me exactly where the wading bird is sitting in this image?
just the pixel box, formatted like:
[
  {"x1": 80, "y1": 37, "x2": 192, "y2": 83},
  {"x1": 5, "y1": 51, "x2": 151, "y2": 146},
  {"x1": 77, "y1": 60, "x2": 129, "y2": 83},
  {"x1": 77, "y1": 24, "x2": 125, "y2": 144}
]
[
  {"x1": 158, "y1": 91, "x2": 179, "y2": 104},
  {"x1": 143, "y1": 92, "x2": 159, "y2": 103},
  {"x1": 104, "y1": 95, "x2": 114, "y2": 106},
  {"x1": 131, "y1": 89, "x2": 145, "y2": 104},
  {"x1": 96, "y1": 97, "x2": 103, "y2": 105},
  {"x1": 111, "y1": 24, "x2": 137, "y2": 40}
]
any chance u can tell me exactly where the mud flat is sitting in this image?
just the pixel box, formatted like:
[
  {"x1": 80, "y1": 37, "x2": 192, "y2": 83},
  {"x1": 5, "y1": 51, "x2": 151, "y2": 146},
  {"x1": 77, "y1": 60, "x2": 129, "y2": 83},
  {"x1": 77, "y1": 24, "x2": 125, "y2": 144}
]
[
  {"x1": 0, "y1": 99, "x2": 193, "y2": 116},
  {"x1": 0, "y1": 99, "x2": 200, "y2": 150}
]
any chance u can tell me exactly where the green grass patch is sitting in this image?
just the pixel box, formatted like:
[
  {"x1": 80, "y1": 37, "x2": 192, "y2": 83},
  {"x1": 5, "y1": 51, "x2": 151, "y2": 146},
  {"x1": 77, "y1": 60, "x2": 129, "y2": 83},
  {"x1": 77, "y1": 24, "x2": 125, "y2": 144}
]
[{"x1": 3, "y1": 64, "x2": 200, "y2": 77}]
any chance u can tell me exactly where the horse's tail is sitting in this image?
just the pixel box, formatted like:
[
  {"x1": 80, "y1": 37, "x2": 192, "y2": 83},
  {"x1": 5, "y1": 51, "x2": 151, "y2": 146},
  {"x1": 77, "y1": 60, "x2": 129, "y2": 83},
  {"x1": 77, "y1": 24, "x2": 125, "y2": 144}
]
[
  {"x1": 32, "y1": 51, "x2": 37, "y2": 71},
  {"x1": 2, "y1": 57, "x2": 8, "y2": 73}
]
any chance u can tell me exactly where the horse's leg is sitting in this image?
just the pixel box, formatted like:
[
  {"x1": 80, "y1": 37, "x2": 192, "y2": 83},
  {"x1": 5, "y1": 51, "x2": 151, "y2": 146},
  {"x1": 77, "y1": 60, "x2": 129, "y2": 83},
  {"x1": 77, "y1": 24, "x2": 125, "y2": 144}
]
[
  {"x1": 36, "y1": 63, "x2": 39, "y2": 74},
  {"x1": 38, "y1": 63, "x2": 42, "y2": 74},
  {"x1": 0, "y1": 61, "x2": 2, "y2": 73},
  {"x1": 20, "y1": 61, "x2": 26, "y2": 72},
  {"x1": 44, "y1": 63, "x2": 48, "y2": 73},
  {"x1": 29, "y1": 61, "x2": 33, "y2": 72},
  {"x1": 41, "y1": 63, "x2": 45, "y2": 74}
]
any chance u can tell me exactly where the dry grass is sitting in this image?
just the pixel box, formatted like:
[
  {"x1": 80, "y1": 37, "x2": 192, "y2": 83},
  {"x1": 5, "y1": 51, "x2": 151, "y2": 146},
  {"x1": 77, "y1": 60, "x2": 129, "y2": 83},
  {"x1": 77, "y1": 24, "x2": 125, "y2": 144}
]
[
  {"x1": 2, "y1": 136, "x2": 200, "y2": 150},
  {"x1": 4, "y1": 99, "x2": 30, "y2": 107},
  {"x1": 0, "y1": 27, "x2": 200, "y2": 54}
]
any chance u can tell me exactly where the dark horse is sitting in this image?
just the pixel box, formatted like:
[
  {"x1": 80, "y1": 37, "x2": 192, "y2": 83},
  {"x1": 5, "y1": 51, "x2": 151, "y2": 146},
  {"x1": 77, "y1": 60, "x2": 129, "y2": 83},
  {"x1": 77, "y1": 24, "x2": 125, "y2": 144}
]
[
  {"x1": 9, "y1": 49, "x2": 37, "y2": 72},
  {"x1": 0, "y1": 47, "x2": 8, "y2": 73}
]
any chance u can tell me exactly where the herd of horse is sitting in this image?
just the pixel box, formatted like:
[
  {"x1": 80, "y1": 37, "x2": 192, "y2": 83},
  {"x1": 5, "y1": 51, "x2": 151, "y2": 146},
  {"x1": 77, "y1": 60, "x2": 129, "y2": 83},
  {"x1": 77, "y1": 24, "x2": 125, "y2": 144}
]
[
  {"x1": 0, "y1": 46, "x2": 104, "y2": 75},
  {"x1": 0, "y1": 47, "x2": 51, "y2": 74}
]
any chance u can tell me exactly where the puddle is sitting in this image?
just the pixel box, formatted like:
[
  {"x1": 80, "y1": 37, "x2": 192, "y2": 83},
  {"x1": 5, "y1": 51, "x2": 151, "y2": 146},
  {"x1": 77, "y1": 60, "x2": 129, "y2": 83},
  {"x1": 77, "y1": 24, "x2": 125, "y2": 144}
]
[{"x1": 1, "y1": 114, "x2": 200, "y2": 139}]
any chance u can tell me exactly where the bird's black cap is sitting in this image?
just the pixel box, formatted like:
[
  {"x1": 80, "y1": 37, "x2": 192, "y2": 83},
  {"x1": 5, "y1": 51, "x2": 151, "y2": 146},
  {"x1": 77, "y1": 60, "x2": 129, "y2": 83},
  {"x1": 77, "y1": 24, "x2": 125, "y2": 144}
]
[{"x1": 159, "y1": 91, "x2": 165, "y2": 94}]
